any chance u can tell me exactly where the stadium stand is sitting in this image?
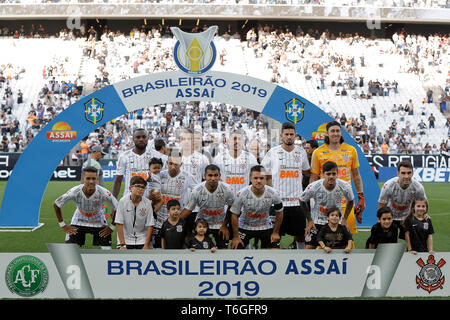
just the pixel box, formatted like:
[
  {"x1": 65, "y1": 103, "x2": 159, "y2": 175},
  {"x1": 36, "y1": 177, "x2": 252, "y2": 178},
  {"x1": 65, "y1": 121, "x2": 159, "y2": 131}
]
[{"x1": 0, "y1": 18, "x2": 448, "y2": 159}]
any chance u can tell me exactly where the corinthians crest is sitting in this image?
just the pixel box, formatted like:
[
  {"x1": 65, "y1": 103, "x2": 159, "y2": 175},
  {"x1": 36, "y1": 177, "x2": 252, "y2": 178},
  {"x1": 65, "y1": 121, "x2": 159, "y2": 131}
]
[
  {"x1": 416, "y1": 255, "x2": 446, "y2": 293},
  {"x1": 171, "y1": 26, "x2": 217, "y2": 75}
]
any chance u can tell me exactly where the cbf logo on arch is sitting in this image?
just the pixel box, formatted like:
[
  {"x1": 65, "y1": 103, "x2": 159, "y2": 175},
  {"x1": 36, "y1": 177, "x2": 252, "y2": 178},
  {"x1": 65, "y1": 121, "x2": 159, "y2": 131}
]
[{"x1": 171, "y1": 26, "x2": 217, "y2": 75}]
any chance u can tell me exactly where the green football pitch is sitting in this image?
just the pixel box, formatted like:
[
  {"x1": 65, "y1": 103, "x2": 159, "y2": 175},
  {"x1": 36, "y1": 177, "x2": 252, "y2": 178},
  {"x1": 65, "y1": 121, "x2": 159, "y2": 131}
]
[{"x1": 0, "y1": 181, "x2": 449, "y2": 253}]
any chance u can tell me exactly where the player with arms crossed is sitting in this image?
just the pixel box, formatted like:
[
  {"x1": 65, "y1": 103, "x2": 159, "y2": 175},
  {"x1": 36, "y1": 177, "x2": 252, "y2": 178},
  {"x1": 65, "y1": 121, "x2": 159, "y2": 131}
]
[
  {"x1": 181, "y1": 164, "x2": 235, "y2": 249},
  {"x1": 300, "y1": 161, "x2": 355, "y2": 249},
  {"x1": 54, "y1": 166, "x2": 118, "y2": 249},
  {"x1": 378, "y1": 160, "x2": 427, "y2": 240},
  {"x1": 261, "y1": 122, "x2": 310, "y2": 249},
  {"x1": 230, "y1": 165, "x2": 284, "y2": 249},
  {"x1": 310, "y1": 120, "x2": 364, "y2": 237}
]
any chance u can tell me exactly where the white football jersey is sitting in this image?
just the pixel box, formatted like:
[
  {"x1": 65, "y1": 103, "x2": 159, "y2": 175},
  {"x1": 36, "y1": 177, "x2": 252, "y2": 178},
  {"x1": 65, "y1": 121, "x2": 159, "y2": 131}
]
[
  {"x1": 378, "y1": 177, "x2": 426, "y2": 221},
  {"x1": 147, "y1": 148, "x2": 168, "y2": 170},
  {"x1": 230, "y1": 185, "x2": 283, "y2": 231},
  {"x1": 143, "y1": 172, "x2": 162, "y2": 198},
  {"x1": 116, "y1": 149, "x2": 153, "y2": 198},
  {"x1": 114, "y1": 195, "x2": 155, "y2": 245},
  {"x1": 156, "y1": 170, "x2": 198, "y2": 228},
  {"x1": 54, "y1": 184, "x2": 118, "y2": 227},
  {"x1": 261, "y1": 145, "x2": 310, "y2": 206},
  {"x1": 181, "y1": 151, "x2": 210, "y2": 183},
  {"x1": 214, "y1": 150, "x2": 259, "y2": 197},
  {"x1": 185, "y1": 181, "x2": 235, "y2": 230},
  {"x1": 300, "y1": 179, "x2": 354, "y2": 225}
]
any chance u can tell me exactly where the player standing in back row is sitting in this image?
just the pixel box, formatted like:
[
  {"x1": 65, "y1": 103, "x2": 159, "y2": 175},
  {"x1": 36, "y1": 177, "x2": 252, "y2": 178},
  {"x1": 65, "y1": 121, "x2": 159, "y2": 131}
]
[
  {"x1": 113, "y1": 128, "x2": 155, "y2": 200},
  {"x1": 213, "y1": 130, "x2": 259, "y2": 198},
  {"x1": 310, "y1": 120, "x2": 365, "y2": 237},
  {"x1": 261, "y1": 122, "x2": 310, "y2": 249}
]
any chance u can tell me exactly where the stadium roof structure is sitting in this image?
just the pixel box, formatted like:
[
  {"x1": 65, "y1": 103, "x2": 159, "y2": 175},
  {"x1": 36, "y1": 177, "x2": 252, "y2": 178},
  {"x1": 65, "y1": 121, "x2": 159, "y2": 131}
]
[{"x1": 0, "y1": 3, "x2": 449, "y2": 24}]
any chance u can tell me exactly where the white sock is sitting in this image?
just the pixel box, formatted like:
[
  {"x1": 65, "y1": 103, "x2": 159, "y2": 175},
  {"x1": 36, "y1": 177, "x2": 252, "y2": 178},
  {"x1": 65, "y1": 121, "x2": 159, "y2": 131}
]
[{"x1": 296, "y1": 242, "x2": 305, "y2": 249}]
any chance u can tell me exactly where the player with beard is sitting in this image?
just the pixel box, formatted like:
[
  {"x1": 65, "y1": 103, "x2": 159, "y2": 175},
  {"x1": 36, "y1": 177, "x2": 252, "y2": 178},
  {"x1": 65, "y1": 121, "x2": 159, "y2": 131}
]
[
  {"x1": 112, "y1": 128, "x2": 161, "y2": 246},
  {"x1": 214, "y1": 130, "x2": 259, "y2": 198},
  {"x1": 261, "y1": 122, "x2": 310, "y2": 249},
  {"x1": 154, "y1": 149, "x2": 198, "y2": 247},
  {"x1": 310, "y1": 121, "x2": 364, "y2": 238},
  {"x1": 181, "y1": 164, "x2": 235, "y2": 249},
  {"x1": 300, "y1": 161, "x2": 354, "y2": 249},
  {"x1": 179, "y1": 128, "x2": 210, "y2": 233},
  {"x1": 113, "y1": 128, "x2": 153, "y2": 200},
  {"x1": 378, "y1": 160, "x2": 426, "y2": 240},
  {"x1": 230, "y1": 165, "x2": 284, "y2": 249}
]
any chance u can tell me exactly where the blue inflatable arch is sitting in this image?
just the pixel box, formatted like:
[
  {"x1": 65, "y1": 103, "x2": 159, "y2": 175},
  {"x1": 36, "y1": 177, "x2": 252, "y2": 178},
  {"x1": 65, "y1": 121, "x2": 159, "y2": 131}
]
[{"x1": 0, "y1": 71, "x2": 380, "y2": 228}]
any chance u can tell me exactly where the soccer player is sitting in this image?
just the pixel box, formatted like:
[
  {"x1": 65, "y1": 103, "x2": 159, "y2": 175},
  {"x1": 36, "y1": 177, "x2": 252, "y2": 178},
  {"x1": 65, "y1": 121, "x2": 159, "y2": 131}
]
[
  {"x1": 112, "y1": 128, "x2": 154, "y2": 200},
  {"x1": 179, "y1": 128, "x2": 210, "y2": 233},
  {"x1": 181, "y1": 164, "x2": 235, "y2": 249},
  {"x1": 310, "y1": 120, "x2": 364, "y2": 235},
  {"x1": 302, "y1": 139, "x2": 318, "y2": 190},
  {"x1": 213, "y1": 130, "x2": 259, "y2": 197},
  {"x1": 54, "y1": 166, "x2": 118, "y2": 249},
  {"x1": 378, "y1": 160, "x2": 427, "y2": 239},
  {"x1": 155, "y1": 149, "x2": 198, "y2": 247},
  {"x1": 230, "y1": 165, "x2": 284, "y2": 250},
  {"x1": 148, "y1": 137, "x2": 168, "y2": 168},
  {"x1": 261, "y1": 122, "x2": 310, "y2": 249},
  {"x1": 179, "y1": 128, "x2": 210, "y2": 184},
  {"x1": 82, "y1": 145, "x2": 106, "y2": 186},
  {"x1": 300, "y1": 161, "x2": 355, "y2": 249},
  {"x1": 115, "y1": 176, "x2": 155, "y2": 250}
]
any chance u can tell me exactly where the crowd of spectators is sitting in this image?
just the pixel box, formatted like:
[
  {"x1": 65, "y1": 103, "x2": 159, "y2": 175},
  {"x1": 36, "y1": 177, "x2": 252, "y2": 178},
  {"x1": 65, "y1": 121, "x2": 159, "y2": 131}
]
[
  {"x1": 0, "y1": 63, "x2": 27, "y2": 152},
  {"x1": 0, "y1": 22, "x2": 448, "y2": 158},
  {"x1": 0, "y1": 0, "x2": 448, "y2": 8}
]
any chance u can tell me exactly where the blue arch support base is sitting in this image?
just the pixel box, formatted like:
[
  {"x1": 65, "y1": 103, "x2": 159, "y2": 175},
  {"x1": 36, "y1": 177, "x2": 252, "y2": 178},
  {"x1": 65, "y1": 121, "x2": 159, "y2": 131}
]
[{"x1": 0, "y1": 71, "x2": 380, "y2": 230}]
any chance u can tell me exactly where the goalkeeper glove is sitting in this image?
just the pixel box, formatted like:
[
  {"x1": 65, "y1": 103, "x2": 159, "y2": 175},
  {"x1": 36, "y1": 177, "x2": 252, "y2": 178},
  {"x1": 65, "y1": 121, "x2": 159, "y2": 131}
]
[{"x1": 355, "y1": 192, "x2": 365, "y2": 224}]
